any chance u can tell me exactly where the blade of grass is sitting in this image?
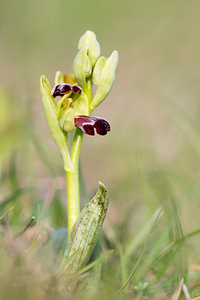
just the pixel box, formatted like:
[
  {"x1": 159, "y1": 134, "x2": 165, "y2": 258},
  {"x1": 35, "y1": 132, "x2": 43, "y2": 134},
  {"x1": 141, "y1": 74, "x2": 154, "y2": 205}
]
[
  {"x1": 147, "y1": 228, "x2": 200, "y2": 288},
  {"x1": 75, "y1": 250, "x2": 114, "y2": 276},
  {"x1": 145, "y1": 199, "x2": 189, "y2": 291},
  {"x1": 172, "y1": 277, "x2": 184, "y2": 300},
  {"x1": 171, "y1": 199, "x2": 188, "y2": 285},
  {"x1": 124, "y1": 207, "x2": 163, "y2": 261},
  {"x1": 0, "y1": 207, "x2": 14, "y2": 221},
  {"x1": 133, "y1": 221, "x2": 170, "y2": 286},
  {"x1": 56, "y1": 245, "x2": 85, "y2": 278},
  {"x1": 183, "y1": 284, "x2": 191, "y2": 300},
  {"x1": 145, "y1": 206, "x2": 197, "y2": 289},
  {"x1": 117, "y1": 207, "x2": 163, "y2": 294},
  {"x1": 105, "y1": 219, "x2": 127, "y2": 286}
]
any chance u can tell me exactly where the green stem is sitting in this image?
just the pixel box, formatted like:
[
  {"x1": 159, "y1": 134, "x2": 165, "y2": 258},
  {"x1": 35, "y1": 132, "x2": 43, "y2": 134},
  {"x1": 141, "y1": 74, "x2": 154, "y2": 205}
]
[
  {"x1": 66, "y1": 129, "x2": 84, "y2": 237},
  {"x1": 66, "y1": 77, "x2": 92, "y2": 238},
  {"x1": 83, "y1": 77, "x2": 93, "y2": 104}
]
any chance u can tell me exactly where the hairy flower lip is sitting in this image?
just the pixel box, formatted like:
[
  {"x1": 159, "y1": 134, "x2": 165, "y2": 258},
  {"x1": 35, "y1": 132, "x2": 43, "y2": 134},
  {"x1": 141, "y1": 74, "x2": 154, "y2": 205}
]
[
  {"x1": 74, "y1": 115, "x2": 110, "y2": 136},
  {"x1": 52, "y1": 83, "x2": 82, "y2": 98}
]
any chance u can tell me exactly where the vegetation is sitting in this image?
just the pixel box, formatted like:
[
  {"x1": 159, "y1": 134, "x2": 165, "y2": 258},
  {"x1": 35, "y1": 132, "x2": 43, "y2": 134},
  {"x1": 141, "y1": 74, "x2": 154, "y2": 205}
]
[{"x1": 1, "y1": 1, "x2": 200, "y2": 299}]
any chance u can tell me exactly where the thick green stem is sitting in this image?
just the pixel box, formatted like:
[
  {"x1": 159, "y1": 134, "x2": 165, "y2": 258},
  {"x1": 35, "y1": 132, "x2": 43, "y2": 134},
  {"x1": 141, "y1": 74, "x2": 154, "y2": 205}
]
[{"x1": 66, "y1": 129, "x2": 84, "y2": 237}]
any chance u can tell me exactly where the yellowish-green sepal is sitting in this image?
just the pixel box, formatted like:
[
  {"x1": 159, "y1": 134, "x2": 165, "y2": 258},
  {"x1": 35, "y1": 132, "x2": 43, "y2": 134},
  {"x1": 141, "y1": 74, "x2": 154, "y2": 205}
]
[
  {"x1": 92, "y1": 56, "x2": 107, "y2": 86},
  {"x1": 55, "y1": 71, "x2": 65, "y2": 85},
  {"x1": 40, "y1": 75, "x2": 73, "y2": 172},
  {"x1": 90, "y1": 50, "x2": 119, "y2": 111}
]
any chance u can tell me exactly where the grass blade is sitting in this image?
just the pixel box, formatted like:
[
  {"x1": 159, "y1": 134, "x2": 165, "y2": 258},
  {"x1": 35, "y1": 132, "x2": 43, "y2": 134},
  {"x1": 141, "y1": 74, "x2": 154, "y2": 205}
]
[
  {"x1": 75, "y1": 250, "x2": 114, "y2": 276},
  {"x1": 117, "y1": 207, "x2": 163, "y2": 294}
]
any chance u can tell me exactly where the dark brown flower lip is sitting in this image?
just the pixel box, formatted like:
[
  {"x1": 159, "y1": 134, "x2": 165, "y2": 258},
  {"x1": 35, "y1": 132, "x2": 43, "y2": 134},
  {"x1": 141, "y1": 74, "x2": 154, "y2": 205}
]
[
  {"x1": 74, "y1": 115, "x2": 111, "y2": 136},
  {"x1": 51, "y1": 83, "x2": 82, "y2": 98}
]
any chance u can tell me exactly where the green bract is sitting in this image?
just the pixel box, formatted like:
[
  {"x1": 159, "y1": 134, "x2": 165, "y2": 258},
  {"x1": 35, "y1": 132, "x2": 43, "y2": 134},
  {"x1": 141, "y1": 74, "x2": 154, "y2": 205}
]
[{"x1": 40, "y1": 75, "x2": 73, "y2": 172}]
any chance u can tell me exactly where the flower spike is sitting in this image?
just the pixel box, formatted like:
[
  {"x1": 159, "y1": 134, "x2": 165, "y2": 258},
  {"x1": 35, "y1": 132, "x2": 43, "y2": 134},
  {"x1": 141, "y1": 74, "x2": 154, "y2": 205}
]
[{"x1": 74, "y1": 115, "x2": 110, "y2": 136}]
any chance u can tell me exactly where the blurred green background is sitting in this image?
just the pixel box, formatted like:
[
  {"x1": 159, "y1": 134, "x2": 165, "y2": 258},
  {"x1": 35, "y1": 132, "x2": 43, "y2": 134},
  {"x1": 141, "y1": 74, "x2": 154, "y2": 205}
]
[{"x1": 1, "y1": 0, "x2": 200, "y2": 294}]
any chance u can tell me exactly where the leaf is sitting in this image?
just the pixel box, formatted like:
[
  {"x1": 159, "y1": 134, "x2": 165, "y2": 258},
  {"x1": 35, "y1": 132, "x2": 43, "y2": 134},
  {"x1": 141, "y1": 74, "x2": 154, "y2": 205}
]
[{"x1": 57, "y1": 182, "x2": 109, "y2": 275}]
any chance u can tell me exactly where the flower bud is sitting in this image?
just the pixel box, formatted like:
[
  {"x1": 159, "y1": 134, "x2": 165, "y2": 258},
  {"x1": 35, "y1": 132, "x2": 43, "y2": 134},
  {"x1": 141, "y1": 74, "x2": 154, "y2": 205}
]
[
  {"x1": 90, "y1": 50, "x2": 119, "y2": 111},
  {"x1": 78, "y1": 30, "x2": 100, "y2": 68},
  {"x1": 73, "y1": 45, "x2": 92, "y2": 90}
]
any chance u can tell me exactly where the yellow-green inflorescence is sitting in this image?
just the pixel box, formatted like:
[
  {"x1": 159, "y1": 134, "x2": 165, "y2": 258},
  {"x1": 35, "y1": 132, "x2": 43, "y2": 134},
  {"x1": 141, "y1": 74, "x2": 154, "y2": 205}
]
[{"x1": 40, "y1": 30, "x2": 118, "y2": 144}]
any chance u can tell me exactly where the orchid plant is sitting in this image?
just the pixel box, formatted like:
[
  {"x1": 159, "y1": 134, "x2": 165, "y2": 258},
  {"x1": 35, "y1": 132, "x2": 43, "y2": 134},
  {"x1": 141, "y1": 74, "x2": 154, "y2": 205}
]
[{"x1": 40, "y1": 31, "x2": 118, "y2": 274}]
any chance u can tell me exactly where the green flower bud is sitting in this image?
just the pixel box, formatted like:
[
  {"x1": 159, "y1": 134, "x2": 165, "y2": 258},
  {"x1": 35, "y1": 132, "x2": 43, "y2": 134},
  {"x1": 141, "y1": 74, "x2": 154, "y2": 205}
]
[
  {"x1": 58, "y1": 107, "x2": 75, "y2": 133},
  {"x1": 72, "y1": 92, "x2": 89, "y2": 116},
  {"x1": 78, "y1": 30, "x2": 100, "y2": 68},
  {"x1": 57, "y1": 95, "x2": 75, "y2": 132},
  {"x1": 73, "y1": 45, "x2": 92, "y2": 90},
  {"x1": 90, "y1": 50, "x2": 119, "y2": 111}
]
